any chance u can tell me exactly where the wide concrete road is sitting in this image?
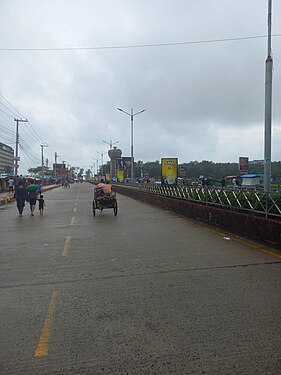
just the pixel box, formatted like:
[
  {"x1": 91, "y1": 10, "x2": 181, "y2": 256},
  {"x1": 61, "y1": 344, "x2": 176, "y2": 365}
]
[{"x1": 0, "y1": 182, "x2": 280, "y2": 374}]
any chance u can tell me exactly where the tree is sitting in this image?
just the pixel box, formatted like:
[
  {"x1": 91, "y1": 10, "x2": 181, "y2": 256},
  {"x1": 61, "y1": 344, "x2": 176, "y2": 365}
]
[
  {"x1": 85, "y1": 169, "x2": 91, "y2": 180},
  {"x1": 28, "y1": 166, "x2": 53, "y2": 176}
]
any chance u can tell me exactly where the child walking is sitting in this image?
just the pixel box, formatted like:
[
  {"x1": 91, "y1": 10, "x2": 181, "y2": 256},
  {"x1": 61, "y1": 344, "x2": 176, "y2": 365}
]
[{"x1": 38, "y1": 194, "x2": 46, "y2": 215}]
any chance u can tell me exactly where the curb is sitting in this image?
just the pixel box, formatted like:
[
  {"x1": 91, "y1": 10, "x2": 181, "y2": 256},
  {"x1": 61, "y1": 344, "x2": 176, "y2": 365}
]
[
  {"x1": 0, "y1": 196, "x2": 14, "y2": 205},
  {"x1": 0, "y1": 185, "x2": 61, "y2": 206}
]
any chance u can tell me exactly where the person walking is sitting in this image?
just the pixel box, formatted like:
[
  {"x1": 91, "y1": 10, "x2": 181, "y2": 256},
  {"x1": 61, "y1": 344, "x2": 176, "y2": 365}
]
[
  {"x1": 14, "y1": 181, "x2": 27, "y2": 217},
  {"x1": 8, "y1": 177, "x2": 15, "y2": 194},
  {"x1": 37, "y1": 194, "x2": 46, "y2": 215},
  {"x1": 27, "y1": 179, "x2": 38, "y2": 216}
]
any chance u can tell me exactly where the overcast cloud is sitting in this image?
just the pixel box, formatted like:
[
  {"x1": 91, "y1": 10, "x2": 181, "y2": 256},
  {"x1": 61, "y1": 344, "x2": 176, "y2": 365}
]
[{"x1": 0, "y1": 0, "x2": 280, "y2": 174}]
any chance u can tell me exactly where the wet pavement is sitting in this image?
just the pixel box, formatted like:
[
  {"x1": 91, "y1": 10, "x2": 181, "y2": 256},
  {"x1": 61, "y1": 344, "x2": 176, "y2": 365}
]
[{"x1": 0, "y1": 182, "x2": 281, "y2": 374}]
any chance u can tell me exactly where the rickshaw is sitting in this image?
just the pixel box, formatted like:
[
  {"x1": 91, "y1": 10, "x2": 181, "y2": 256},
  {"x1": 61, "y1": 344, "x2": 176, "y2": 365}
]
[{"x1": 92, "y1": 187, "x2": 118, "y2": 217}]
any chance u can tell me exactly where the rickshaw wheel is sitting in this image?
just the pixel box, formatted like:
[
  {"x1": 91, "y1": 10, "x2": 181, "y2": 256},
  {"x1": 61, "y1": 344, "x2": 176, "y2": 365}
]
[
  {"x1": 92, "y1": 200, "x2": 96, "y2": 217},
  {"x1": 113, "y1": 201, "x2": 118, "y2": 216}
]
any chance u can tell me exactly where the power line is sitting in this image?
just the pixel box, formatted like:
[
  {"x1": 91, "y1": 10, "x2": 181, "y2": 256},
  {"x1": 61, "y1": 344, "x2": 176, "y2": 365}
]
[
  {"x1": 0, "y1": 94, "x2": 25, "y2": 118},
  {"x1": 19, "y1": 143, "x2": 40, "y2": 163},
  {"x1": 26, "y1": 121, "x2": 45, "y2": 143},
  {"x1": 0, "y1": 107, "x2": 14, "y2": 118},
  {"x1": 0, "y1": 101, "x2": 20, "y2": 118},
  {"x1": 19, "y1": 147, "x2": 33, "y2": 170},
  {"x1": 0, "y1": 123, "x2": 15, "y2": 136},
  {"x1": 0, "y1": 135, "x2": 15, "y2": 144},
  {"x1": 0, "y1": 95, "x2": 55, "y2": 156},
  {"x1": 0, "y1": 33, "x2": 280, "y2": 52}
]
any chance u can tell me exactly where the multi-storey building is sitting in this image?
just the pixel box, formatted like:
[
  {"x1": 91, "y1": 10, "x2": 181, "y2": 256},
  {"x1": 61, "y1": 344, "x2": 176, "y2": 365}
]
[{"x1": 0, "y1": 142, "x2": 14, "y2": 174}]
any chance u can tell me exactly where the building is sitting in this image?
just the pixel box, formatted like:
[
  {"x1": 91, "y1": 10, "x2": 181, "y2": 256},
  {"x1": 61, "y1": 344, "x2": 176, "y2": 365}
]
[
  {"x1": 53, "y1": 163, "x2": 67, "y2": 179},
  {"x1": 0, "y1": 142, "x2": 14, "y2": 174}
]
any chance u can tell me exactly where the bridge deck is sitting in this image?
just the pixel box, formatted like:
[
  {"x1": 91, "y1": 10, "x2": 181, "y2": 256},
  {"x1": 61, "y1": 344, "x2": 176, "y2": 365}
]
[{"x1": 1, "y1": 182, "x2": 280, "y2": 374}]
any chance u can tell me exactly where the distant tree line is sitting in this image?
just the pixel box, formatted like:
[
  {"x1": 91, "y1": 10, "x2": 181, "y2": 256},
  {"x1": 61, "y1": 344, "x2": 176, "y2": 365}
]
[
  {"x1": 135, "y1": 160, "x2": 281, "y2": 182},
  {"x1": 100, "y1": 159, "x2": 281, "y2": 183}
]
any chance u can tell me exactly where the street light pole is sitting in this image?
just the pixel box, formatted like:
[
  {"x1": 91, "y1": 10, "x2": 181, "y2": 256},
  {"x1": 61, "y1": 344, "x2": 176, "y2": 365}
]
[
  {"x1": 117, "y1": 107, "x2": 146, "y2": 182},
  {"x1": 97, "y1": 151, "x2": 105, "y2": 177},
  {"x1": 62, "y1": 160, "x2": 67, "y2": 182},
  {"x1": 264, "y1": 0, "x2": 273, "y2": 193},
  {"x1": 102, "y1": 139, "x2": 119, "y2": 149},
  {"x1": 40, "y1": 143, "x2": 48, "y2": 186},
  {"x1": 54, "y1": 152, "x2": 60, "y2": 182}
]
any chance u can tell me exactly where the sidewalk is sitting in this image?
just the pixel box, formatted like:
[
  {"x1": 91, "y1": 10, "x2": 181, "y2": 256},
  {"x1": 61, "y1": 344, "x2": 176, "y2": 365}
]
[{"x1": 0, "y1": 184, "x2": 60, "y2": 206}]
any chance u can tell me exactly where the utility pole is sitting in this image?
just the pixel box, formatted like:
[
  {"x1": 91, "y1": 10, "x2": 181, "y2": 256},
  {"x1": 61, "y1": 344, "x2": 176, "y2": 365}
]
[
  {"x1": 62, "y1": 160, "x2": 67, "y2": 181},
  {"x1": 54, "y1": 152, "x2": 60, "y2": 182},
  {"x1": 54, "y1": 152, "x2": 57, "y2": 181},
  {"x1": 41, "y1": 143, "x2": 48, "y2": 186},
  {"x1": 14, "y1": 118, "x2": 28, "y2": 175},
  {"x1": 264, "y1": 0, "x2": 273, "y2": 193}
]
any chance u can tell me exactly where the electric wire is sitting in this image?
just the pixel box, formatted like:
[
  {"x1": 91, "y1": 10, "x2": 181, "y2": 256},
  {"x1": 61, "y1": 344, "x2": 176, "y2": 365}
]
[
  {"x1": 0, "y1": 133, "x2": 15, "y2": 142},
  {"x1": 19, "y1": 135, "x2": 40, "y2": 158},
  {"x1": 19, "y1": 142, "x2": 41, "y2": 164},
  {"x1": 0, "y1": 136, "x2": 15, "y2": 144},
  {"x1": 0, "y1": 123, "x2": 15, "y2": 136},
  {"x1": 21, "y1": 122, "x2": 42, "y2": 145},
  {"x1": 0, "y1": 107, "x2": 14, "y2": 118},
  {"x1": 0, "y1": 33, "x2": 280, "y2": 52},
  {"x1": 0, "y1": 95, "x2": 56, "y2": 165},
  {"x1": 0, "y1": 94, "x2": 25, "y2": 118},
  {"x1": 0, "y1": 100, "x2": 20, "y2": 118},
  {"x1": 26, "y1": 121, "x2": 45, "y2": 143},
  {"x1": 19, "y1": 145, "x2": 36, "y2": 169}
]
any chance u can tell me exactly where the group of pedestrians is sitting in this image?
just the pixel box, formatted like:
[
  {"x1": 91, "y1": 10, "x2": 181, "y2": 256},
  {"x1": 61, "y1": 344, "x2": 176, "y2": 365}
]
[{"x1": 14, "y1": 179, "x2": 45, "y2": 217}]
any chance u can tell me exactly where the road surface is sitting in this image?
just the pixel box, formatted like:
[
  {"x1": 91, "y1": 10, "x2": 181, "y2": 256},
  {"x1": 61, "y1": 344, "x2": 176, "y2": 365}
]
[{"x1": 1, "y1": 182, "x2": 280, "y2": 374}]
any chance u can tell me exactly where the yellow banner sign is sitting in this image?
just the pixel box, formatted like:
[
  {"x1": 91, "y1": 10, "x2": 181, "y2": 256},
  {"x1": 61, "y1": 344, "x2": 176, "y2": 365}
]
[{"x1": 161, "y1": 158, "x2": 178, "y2": 185}]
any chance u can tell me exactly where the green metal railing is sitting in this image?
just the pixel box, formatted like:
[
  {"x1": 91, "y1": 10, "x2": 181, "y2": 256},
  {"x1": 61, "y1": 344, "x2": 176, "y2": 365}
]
[{"x1": 137, "y1": 185, "x2": 281, "y2": 219}]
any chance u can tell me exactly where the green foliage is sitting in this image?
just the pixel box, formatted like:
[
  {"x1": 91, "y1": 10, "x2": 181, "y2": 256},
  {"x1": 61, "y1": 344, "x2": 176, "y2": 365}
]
[
  {"x1": 101, "y1": 159, "x2": 281, "y2": 184},
  {"x1": 28, "y1": 166, "x2": 53, "y2": 176}
]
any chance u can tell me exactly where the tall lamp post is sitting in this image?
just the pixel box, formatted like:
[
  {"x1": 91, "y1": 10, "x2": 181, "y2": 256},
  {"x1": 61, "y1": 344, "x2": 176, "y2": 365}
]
[
  {"x1": 117, "y1": 107, "x2": 146, "y2": 182},
  {"x1": 97, "y1": 151, "x2": 106, "y2": 177},
  {"x1": 54, "y1": 152, "x2": 60, "y2": 183},
  {"x1": 93, "y1": 157, "x2": 99, "y2": 177},
  {"x1": 62, "y1": 160, "x2": 67, "y2": 182},
  {"x1": 102, "y1": 139, "x2": 119, "y2": 149},
  {"x1": 40, "y1": 143, "x2": 48, "y2": 186},
  {"x1": 264, "y1": 0, "x2": 273, "y2": 193}
]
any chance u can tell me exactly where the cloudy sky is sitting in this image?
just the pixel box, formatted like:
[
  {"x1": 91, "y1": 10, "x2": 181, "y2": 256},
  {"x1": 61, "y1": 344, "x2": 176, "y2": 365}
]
[{"x1": 0, "y1": 0, "x2": 280, "y2": 174}]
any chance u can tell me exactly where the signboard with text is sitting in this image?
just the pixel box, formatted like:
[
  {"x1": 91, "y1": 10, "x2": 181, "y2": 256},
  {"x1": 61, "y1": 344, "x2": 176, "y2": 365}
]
[
  {"x1": 161, "y1": 158, "x2": 178, "y2": 185},
  {"x1": 239, "y1": 157, "x2": 249, "y2": 174}
]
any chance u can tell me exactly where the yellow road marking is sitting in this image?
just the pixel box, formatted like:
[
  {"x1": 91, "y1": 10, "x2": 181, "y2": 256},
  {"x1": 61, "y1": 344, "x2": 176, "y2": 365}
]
[
  {"x1": 62, "y1": 235, "x2": 72, "y2": 257},
  {"x1": 34, "y1": 291, "x2": 58, "y2": 357},
  {"x1": 70, "y1": 217, "x2": 75, "y2": 225}
]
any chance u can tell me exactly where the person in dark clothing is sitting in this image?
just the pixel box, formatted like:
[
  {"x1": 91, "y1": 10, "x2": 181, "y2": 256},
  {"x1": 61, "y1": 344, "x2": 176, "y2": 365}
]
[
  {"x1": 27, "y1": 180, "x2": 38, "y2": 216},
  {"x1": 37, "y1": 194, "x2": 45, "y2": 215},
  {"x1": 14, "y1": 181, "x2": 27, "y2": 217}
]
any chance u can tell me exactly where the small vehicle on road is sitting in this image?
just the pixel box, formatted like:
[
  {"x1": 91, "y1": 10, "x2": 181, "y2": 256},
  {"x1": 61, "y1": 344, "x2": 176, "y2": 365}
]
[{"x1": 92, "y1": 187, "x2": 118, "y2": 217}]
